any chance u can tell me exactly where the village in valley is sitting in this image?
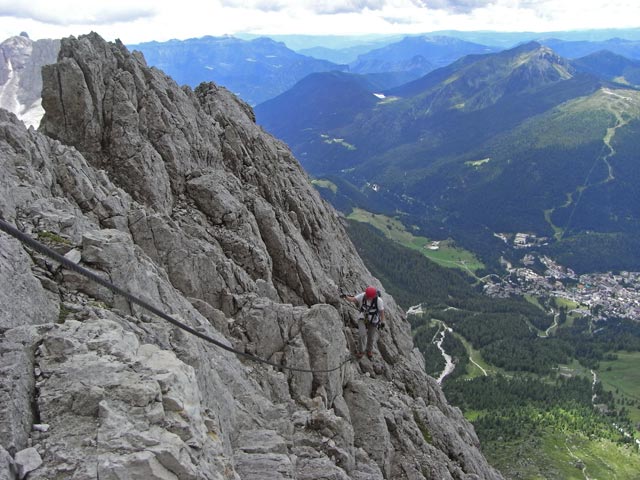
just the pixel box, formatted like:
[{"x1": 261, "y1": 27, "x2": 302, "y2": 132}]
[{"x1": 484, "y1": 233, "x2": 640, "y2": 321}]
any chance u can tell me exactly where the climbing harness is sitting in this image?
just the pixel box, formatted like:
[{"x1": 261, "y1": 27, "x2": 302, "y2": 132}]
[
  {"x1": 360, "y1": 296, "x2": 380, "y2": 324},
  {"x1": 0, "y1": 218, "x2": 353, "y2": 374}
]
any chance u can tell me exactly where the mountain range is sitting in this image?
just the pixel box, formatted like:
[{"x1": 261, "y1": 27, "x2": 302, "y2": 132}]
[
  {"x1": 541, "y1": 37, "x2": 640, "y2": 60},
  {"x1": 128, "y1": 35, "x2": 346, "y2": 105},
  {"x1": 256, "y1": 41, "x2": 640, "y2": 273},
  {"x1": 127, "y1": 34, "x2": 507, "y2": 105},
  {"x1": 349, "y1": 35, "x2": 499, "y2": 79},
  {"x1": 127, "y1": 32, "x2": 640, "y2": 109}
]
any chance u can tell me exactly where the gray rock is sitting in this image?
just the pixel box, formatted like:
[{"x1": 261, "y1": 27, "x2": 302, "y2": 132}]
[
  {"x1": 0, "y1": 325, "x2": 50, "y2": 457},
  {"x1": 0, "y1": 235, "x2": 58, "y2": 330},
  {"x1": 236, "y1": 429, "x2": 289, "y2": 455},
  {"x1": 300, "y1": 305, "x2": 350, "y2": 406},
  {"x1": 98, "y1": 450, "x2": 183, "y2": 480},
  {"x1": 234, "y1": 451, "x2": 294, "y2": 480},
  {"x1": 15, "y1": 447, "x2": 42, "y2": 479},
  {"x1": 0, "y1": 343, "x2": 34, "y2": 454},
  {"x1": 343, "y1": 380, "x2": 392, "y2": 477},
  {"x1": 63, "y1": 248, "x2": 81, "y2": 264},
  {"x1": 295, "y1": 456, "x2": 351, "y2": 480},
  {"x1": 0, "y1": 445, "x2": 16, "y2": 480}
]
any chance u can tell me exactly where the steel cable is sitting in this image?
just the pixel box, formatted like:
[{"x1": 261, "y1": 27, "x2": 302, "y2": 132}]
[{"x1": 0, "y1": 218, "x2": 353, "y2": 374}]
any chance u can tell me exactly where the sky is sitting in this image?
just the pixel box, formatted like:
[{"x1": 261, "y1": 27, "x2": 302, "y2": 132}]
[{"x1": 0, "y1": 0, "x2": 638, "y2": 45}]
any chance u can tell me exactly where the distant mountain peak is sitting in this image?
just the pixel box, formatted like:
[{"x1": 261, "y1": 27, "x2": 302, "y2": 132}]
[
  {"x1": 349, "y1": 34, "x2": 498, "y2": 83},
  {"x1": 510, "y1": 43, "x2": 574, "y2": 79},
  {"x1": 0, "y1": 34, "x2": 59, "y2": 127},
  {"x1": 385, "y1": 41, "x2": 575, "y2": 113},
  {"x1": 513, "y1": 40, "x2": 542, "y2": 51},
  {"x1": 2, "y1": 33, "x2": 32, "y2": 51}
]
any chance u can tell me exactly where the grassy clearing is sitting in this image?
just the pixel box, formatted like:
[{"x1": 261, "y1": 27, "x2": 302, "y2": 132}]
[
  {"x1": 542, "y1": 433, "x2": 640, "y2": 480},
  {"x1": 376, "y1": 96, "x2": 400, "y2": 105},
  {"x1": 320, "y1": 134, "x2": 356, "y2": 150},
  {"x1": 598, "y1": 351, "x2": 640, "y2": 426},
  {"x1": 544, "y1": 208, "x2": 565, "y2": 241},
  {"x1": 456, "y1": 333, "x2": 493, "y2": 379},
  {"x1": 550, "y1": 297, "x2": 588, "y2": 327},
  {"x1": 552, "y1": 297, "x2": 581, "y2": 310},
  {"x1": 524, "y1": 294, "x2": 545, "y2": 311},
  {"x1": 347, "y1": 208, "x2": 484, "y2": 273},
  {"x1": 422, "y1": 239, "x2": 485, "y2": 274},
  {"x1": 487, "y1": 431, "x2": 640, "y2": 480},
  {"x1": 555, "y1": 360, "x2": 593, "y2": 383},
  {"x1": 463, "y1": 409, "x2": 485, "y2": 422},
  {"x1": 465, "y1": 158, "x2": 491, "y2": 167},
  {"x1": 311, "y1": 179, "x2": 337, "y2": 193}
]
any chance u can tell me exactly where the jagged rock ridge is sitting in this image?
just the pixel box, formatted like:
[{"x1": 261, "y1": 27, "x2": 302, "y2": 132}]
[{"x1": 0, "y1": 32, "x2": 503, "y2": 479}]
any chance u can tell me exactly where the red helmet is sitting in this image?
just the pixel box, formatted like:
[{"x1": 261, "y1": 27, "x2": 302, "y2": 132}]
[{"x1": 365, "y1": 286, "x2": 377, "y2": 299}]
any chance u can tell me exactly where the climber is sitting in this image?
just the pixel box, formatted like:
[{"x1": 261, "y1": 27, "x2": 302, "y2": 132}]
[{"x1": 342, "y1": 286, "x2": 385, "y2": 359}]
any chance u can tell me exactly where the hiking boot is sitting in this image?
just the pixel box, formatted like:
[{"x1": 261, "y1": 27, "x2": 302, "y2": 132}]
[{"x1": 366, "y1": 351, "x2": 373, "y2": 359}]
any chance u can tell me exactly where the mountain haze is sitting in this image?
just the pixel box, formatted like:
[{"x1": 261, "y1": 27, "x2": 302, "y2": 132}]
[
  {"x1": 128, "y1": 35, "x2": 346, "y2": 105},
  {"x1": 571, "y1": 50, "x2": 640, "y2": 86},
  {"x1": 349, "y1": 35, "x2": 498, "y2": 81},
  {"x1": 541, "y1": 37, "x2": 640, "y2": 60}
]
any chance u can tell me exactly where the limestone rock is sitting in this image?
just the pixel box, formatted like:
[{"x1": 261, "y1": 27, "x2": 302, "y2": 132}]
[
  {"x1": 14, "y1": 447, "x2": 42, "y2": 479},
  {"x1": 0, "y1": 341, "x2": 34, "y2": 455},
  {"x1": 0, "y1": 445, "x2": 15, "y2": 480}
]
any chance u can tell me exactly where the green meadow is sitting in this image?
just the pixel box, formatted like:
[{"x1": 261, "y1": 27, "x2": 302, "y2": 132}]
[
  {"x1": 488, "y1": 432, "x2": 640, "y2": 480},
  {"x1": 598, "y1": 351, "x2": 640, "y2": 426},
  {"x1": 347, "y1": 208, "x2": 484, "y2": 273}
]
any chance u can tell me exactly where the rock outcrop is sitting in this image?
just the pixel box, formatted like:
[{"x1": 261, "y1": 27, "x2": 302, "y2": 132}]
[
  {"x1": 0, "y1": 32, "x2": 503, "y2": 479},
  {"x1": 0, "y1": 33, "x2": 59, "y2": 128}
]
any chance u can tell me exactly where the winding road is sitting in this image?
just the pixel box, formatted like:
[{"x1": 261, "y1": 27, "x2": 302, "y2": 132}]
[{"x1": 539, "y1": 310, "x2": 559, "y2": 338}]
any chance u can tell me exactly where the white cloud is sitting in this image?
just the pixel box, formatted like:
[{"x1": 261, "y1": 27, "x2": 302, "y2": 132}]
[
  {"x1": 411, "y1": 0, "x2": 493, "y2": 14},
  {"x1": 221, "y1": 0, "x2": 388, "y2": 15},
  {"x1": 310, "y1": 0, "x2": 387, "y2": 15},
  {"x1": 0, "y1": 0, "x2": 638, "y2": 44},
  {"x1": 220, "y1": 0, "x2": 288, "y2": 13},
  {"x1": 0, "y1": 0, "x2": 156, "y2": 26}
]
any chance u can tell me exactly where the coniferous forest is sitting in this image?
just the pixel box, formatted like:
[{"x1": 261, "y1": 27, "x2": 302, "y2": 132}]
[{"x1": 346, "y1": 218, "x2": 640, "y2": 475}]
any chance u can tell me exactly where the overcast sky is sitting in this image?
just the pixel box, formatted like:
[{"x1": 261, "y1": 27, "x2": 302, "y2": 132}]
[{"x1": 0, "y1": 0, "x2": 638, "y2": 44}]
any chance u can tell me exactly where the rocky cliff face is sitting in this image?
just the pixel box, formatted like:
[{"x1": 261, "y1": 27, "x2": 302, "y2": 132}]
[
  {"x1": 0, "y1": 32, "x2": 503, "y2": 480},
  {"x1": 0, "y1": 33, "x2": 59, "y2": 128}
]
